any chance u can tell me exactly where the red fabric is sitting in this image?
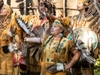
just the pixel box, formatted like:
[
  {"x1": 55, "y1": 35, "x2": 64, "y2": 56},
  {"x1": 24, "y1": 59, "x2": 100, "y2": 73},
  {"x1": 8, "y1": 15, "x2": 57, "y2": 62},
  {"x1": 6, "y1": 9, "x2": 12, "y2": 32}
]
[
  {"x1": 14, "y1": 51, "x2": 23, "y2": 66},
  {"x1": 40, "y1": 17, "x2": 47, "y2": 26}
]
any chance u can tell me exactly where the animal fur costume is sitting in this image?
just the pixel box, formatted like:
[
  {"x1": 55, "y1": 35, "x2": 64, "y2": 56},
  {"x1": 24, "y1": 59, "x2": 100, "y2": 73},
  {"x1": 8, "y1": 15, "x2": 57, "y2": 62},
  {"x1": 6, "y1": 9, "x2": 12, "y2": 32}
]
[
  {"x1": 0, "y1": 3, "x2": 24, "y2": 75},
  {"x1": 40, "y1": 20, "x2": 77, "y2": 75}
]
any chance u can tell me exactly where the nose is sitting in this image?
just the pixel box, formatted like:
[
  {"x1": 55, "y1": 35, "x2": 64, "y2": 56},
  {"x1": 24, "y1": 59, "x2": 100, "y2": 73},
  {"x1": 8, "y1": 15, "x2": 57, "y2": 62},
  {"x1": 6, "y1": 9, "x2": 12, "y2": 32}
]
[
  {"x1": 77, "y1": 5, "x2": 80, "y2": 9},
  {"x1": 51, "y1": 26, "x2": 54, "y2": 29}
]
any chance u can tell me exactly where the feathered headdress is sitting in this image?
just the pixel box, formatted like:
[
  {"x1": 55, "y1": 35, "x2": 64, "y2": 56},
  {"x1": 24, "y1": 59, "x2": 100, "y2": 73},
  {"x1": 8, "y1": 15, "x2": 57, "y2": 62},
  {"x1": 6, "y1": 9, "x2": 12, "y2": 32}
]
[{"x1": 78, "y1": 0, "x2": 89, "y2": 6}]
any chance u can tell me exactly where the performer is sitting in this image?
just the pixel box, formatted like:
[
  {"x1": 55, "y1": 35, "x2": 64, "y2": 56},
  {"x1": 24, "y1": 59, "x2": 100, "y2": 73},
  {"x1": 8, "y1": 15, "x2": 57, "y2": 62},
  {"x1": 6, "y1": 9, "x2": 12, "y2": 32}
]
[
  {"x1": 24, "y1": 20, "x2": 81, "y2": 75},
  {"x1": 0, "y1": 0, "x2": 24, "y2": 75},
  {"x1": 56, "y1": 10, "x2": 63, "y2": 18},
  {"x1": 70, "y1": 0, "x2": 89, "y2": 30},
  {"x1": 0, "y1": 2, "x2": 14, "y2": 75},
  {"x1": 20, "y1": 9, "x2": 42, "y2": 75},
  {"x1": 69, "y1": 0, "x2": 100, "y2": 75}
]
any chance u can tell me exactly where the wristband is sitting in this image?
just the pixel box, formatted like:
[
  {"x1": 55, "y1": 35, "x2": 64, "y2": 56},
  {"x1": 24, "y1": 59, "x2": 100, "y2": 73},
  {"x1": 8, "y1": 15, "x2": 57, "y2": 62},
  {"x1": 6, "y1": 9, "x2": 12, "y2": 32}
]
[{"x1": 40, "y1": 38, "x2": 41, "y2": 43}]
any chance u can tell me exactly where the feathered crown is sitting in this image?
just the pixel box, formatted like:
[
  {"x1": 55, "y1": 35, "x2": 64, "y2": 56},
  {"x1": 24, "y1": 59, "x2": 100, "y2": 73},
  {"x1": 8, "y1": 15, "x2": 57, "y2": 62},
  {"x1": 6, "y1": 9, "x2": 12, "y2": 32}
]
[{"x1": 78, "y1": 0, "x2": 91, "y2": 6}]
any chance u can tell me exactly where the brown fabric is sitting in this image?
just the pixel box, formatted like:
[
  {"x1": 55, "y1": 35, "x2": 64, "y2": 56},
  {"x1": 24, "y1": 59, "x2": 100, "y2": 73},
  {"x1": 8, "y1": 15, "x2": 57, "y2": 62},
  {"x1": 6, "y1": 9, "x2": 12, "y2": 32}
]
[
  {"x1": 27, "y1": 46, "x2": 41, "y2": 73},
  {"x1": 0, "y1": 12, "x2": 22, "y2": 75},
  {"x1": 0, "y1": 48, "x2": 13, "y2": 75},
  {"x1": 46, "y1": 71, "x2": 66, "y2": 75},
  {"x1": 40, "y1": 36, "x2": 74, "y2": 75},
  {"x1": 81, "y1": 64, "x2": 94, "y2": 75}
]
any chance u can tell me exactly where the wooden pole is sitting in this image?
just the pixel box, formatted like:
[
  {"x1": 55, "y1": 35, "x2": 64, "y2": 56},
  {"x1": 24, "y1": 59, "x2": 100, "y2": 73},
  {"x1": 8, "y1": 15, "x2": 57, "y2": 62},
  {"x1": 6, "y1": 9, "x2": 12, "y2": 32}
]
[
  {"x1": 24, "y1": 0, "x2": 26, "y2": 15},
  {"x1": 63, "y1": 0, "x2": 66, "y2": 17}
]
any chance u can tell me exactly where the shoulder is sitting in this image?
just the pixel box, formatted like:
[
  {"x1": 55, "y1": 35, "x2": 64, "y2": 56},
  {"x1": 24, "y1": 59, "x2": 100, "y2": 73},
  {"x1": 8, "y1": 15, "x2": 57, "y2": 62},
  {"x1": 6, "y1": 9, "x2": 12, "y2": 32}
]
[
  {"x1": 61, "y1": 37, "x2": 74, "y2": 47},
  {"x1": 43, "y1": 35, "x2": 52, "y2": 43},
  {"x1": 62, "y1": 37, "x2": 73, "y2": 43},
  {"x1": 42, "y1": 35, "x2": 51, "y2": 44}
]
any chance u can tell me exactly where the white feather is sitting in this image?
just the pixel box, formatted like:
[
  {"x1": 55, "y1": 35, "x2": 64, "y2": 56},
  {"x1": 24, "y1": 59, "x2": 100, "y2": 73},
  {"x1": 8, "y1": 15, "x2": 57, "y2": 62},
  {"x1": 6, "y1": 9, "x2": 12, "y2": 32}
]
[
  {"x1": 17, "y1": 18, "x2": 31, "y2": 35},
  {"x1": 8, "y1": 28, "x2": 13, "y2": 37},
  {"x1": 8, "y1": 43, "x2": 18, "y2": 52},
  {"x1": 3, "y1": 0, "x2": 7, "y2": 4}
]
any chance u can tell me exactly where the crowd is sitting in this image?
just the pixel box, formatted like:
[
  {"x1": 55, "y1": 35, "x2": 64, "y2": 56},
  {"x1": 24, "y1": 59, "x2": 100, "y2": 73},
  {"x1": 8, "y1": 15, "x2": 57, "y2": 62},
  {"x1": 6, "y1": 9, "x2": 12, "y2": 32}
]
[{"x1": 0, "y1": 0, "x2": 99, "y2": 75}]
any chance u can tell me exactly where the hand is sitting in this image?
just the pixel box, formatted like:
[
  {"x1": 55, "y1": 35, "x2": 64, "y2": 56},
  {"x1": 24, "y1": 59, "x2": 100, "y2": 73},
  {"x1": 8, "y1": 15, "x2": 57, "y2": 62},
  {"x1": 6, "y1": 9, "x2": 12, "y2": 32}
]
[
  {"x1": 24, "y1": 37, "x2": 28, "y2": 42},
  {"x1": 46, "y1": 63, "x2": 66, "y2": 74}
]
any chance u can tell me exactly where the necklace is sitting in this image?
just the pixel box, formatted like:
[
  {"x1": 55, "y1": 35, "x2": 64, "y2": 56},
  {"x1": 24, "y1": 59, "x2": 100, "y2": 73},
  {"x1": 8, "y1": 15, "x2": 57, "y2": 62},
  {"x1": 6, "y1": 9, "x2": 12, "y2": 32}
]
[{"x1": 48, "y1": 37, "x2": 62, "y2": 53}]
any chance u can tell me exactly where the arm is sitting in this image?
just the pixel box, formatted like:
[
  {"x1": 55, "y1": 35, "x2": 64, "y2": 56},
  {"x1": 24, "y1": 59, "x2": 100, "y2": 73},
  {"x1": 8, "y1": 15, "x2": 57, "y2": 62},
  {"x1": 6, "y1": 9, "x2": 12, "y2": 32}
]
[
  {"x1": 24, "y1": 37, "x2": 43, "y2": 43},
  {"x1": 65, "y1": 49, "x2": 81, "y2": 69}
]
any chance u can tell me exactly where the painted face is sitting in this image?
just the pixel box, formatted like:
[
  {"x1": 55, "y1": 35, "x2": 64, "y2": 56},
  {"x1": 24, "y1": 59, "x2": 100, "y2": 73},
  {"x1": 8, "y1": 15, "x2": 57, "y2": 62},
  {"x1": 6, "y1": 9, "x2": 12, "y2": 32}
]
[
  {"x1": 77, "y1": 1, "x2": 85, "y2": 11},
  {"x1": 51, "y1": 24, "x2": 62, "y2": 36},
  {"x1": 0, "y1": 5, "x2": 9, "y2": 17}
]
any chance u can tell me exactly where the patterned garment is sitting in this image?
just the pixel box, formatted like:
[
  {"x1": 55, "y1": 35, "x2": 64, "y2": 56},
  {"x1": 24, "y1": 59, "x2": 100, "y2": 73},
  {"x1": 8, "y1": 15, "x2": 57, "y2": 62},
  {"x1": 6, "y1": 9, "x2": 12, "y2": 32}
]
[
  {"x1": 0, "y1": 12, "x2": 21, "y2": 75},
  {"x1": 41, "y1": 36, "x2": 74, "y2": 75}
]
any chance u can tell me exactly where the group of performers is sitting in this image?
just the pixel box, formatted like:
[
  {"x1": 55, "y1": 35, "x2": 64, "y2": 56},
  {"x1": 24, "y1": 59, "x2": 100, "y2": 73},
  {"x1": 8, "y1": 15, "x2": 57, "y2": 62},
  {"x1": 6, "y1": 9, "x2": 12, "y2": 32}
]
[{"x1": 0, "y1": 0, "x2": 100, "y2": 75}]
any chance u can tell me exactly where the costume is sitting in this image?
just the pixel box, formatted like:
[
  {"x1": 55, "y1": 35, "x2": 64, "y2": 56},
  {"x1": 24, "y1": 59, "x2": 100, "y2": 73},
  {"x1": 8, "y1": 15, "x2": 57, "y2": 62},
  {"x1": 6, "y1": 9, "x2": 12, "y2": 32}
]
[
  {"x1": 41, "y1": 35, "x2": 74, "y2": 75},
  {"x1": 69, "y1": 0, "x2": 100, "y2": 75},
  {"x1": 0, "y1": 3, "x2": 24, "y2": 75},
  {"x1": 39, "y1": 20, "x2": 77, "y2": 75},
  {"x1": 0, "y1": 6, "x2": 13, "y2": 75},
  {"x1": 13, "y1": 50, "x2": 23, "y2": 75},
  {"x1": 21, "y1": 15, "x2": 41, "y2": 75}
]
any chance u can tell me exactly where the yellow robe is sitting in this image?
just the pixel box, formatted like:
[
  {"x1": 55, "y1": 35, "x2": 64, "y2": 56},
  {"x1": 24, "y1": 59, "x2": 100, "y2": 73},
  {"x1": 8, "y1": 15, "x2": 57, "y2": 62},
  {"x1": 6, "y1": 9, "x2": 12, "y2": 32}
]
[
  {"x1": 0, "y1": 13, "x2": 23, "y2": 75},
  {"x1": 0, "y1": 17, "x2": 13, "y2": 75},
  {"x1": 41, "y1": 36, "x2": 74, "y2": 75}
]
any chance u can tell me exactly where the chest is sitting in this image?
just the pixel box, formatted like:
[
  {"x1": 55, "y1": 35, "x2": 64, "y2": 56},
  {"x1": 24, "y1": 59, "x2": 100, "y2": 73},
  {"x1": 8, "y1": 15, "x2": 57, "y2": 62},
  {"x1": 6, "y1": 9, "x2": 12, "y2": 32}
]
[{"x1": 44, "y1": 38, "x2": 67, "y2": 55}]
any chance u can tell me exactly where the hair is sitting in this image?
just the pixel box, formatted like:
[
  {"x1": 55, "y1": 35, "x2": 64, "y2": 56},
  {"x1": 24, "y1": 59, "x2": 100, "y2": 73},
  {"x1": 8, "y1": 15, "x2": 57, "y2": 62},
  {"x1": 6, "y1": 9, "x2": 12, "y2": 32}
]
[
  {"x1": 84, "y1": 5, "x2": 88, "y2": 12},
  {"x1": 0, "y1": 0, "x2": 3, "y2": 9},
  {"x1": 43, "y1": 1, "x2": 56, "y2": 15}
]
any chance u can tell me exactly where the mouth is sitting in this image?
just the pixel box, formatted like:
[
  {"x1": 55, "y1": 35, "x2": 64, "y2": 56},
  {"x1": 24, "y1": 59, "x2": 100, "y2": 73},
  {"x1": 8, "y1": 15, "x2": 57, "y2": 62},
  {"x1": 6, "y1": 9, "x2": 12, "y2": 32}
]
[{"x1": 77, "y1": 6, "x2": 79, "y2": 9}]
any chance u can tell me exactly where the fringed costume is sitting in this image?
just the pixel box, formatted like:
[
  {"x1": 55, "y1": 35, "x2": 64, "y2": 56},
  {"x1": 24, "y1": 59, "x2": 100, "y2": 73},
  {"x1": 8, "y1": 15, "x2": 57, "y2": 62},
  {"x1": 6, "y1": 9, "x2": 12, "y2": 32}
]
[{"x1": 69, "y1": 0, "x2": 100, "y2": 75}]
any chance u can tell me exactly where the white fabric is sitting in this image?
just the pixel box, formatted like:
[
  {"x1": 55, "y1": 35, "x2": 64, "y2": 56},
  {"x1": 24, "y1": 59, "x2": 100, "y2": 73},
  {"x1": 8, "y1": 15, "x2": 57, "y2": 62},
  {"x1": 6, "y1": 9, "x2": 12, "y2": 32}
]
[
  {"x1": 8, "y1": 28, "x2": 13, "y2": 37},
  {"x1": 56, "y1": 63, "x2": 64, "y2": 71},
  {"x1": 8, "y1": 43, "x2": 18, "y2": 52}
]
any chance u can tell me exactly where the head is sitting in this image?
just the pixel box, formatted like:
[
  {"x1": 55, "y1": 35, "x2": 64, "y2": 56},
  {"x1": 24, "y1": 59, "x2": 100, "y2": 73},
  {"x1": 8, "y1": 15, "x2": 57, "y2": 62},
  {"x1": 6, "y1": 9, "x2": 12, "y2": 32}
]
[
  {"x1": 0, "y1": 4, "x2": 13, "y2": 17},
  {"x1": 56, "y1": 10, "x2": 63, "y2": 18},
  {"x1": 77, "y1": 0, "x2": 89, "y2": 11},
  {"x1": 29, "y1": 9, "x2": 33, "y2": 15},
  {"x1": 39, "y1": 1, "x2": 53, "y2": 14},
  {"x1": 51, "y1": 20, "x2": 66, "y2": 37}
]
